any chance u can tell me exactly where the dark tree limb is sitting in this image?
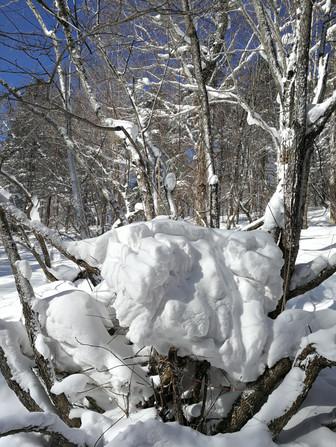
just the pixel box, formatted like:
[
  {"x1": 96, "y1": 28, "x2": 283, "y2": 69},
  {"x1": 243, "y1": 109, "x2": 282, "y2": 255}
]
[
  {"x1": 0, "y1": 345, "x2": 42, "y2": 412},
  {"x1": 269, "y1": 256, "x2": 336, "y2": 319},
  {"x1": 288, "y1": 260, "x2": 336, "y2": 300},
  {"x1": 0, "y1": 207, "x2": 80, "y2": 428},
  {"x1": 268, "y1": 345, "x2": 336, "y2": 437},
  {"x1": 0, "y1": 196, "x2": 100, "y2": 279},
  {"x1": 0, "y1": 413, "x2": 86, "y2": 447},
  {"x1": 19, "y1": 226, "x2": 57, "y2": 282},
  {"x1": 216, "y1": 357, "x2": 291, "y2": 433},
  {"x1": 217, "y1": 343, "x2": 336, "y2": 438}
]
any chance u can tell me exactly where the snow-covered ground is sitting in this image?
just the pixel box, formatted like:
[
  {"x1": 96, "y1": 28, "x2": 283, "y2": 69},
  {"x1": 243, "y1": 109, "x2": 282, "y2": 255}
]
[{"x1": 1, "y1": 209, "x2": 336, "y2": 446}]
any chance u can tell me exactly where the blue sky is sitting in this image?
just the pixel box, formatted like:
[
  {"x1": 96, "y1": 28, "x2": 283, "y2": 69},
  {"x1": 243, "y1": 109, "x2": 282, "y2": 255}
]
[{"x1": 0, "y1": 0, "x2": 55, "y2": 88}]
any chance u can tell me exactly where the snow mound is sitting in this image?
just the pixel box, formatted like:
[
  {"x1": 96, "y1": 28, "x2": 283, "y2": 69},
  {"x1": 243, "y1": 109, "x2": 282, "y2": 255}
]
[
  {"x1": 33, "y1": 281, "x2": 151, "y2": 409},
  {"x1": 108, "y1": 418, "x2": 276, "y2": 447},
  {"x1": 101, "y1": 219, "x2": 283, "y2": 381}
]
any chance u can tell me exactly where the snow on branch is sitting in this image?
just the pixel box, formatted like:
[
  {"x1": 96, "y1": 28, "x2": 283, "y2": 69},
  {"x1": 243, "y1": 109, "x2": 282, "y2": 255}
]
[
  {"x1": 0, "y1": 412, "x2": 87, "y2": 446},
  {"x1": 255, "y1": 343, "x2": 336, "y2": 436},
  {"x1": 205, "y1": 87, "x2": 280, "y2": 148},
  {"x1": 218, "y1": 326, "x2": 336, "y2": 435},
  {"x1": 307, "y1": 90, "x2": 336, "y2": 136},
  {"x1": 216, "y1": 357, "x2": 291, "y2": 434},
  {"x1": 0, "y1": 191, "x2": 99, "y2": 275},
  {"x1": 289, "y1": 252, "x2": 336, "y2": 299},
  {"x1": 242, "y1": 216, "x2": 264, "y2": 231},
  {"x1": 0, "y1": 344, "x2": 42, "y2": 413}
]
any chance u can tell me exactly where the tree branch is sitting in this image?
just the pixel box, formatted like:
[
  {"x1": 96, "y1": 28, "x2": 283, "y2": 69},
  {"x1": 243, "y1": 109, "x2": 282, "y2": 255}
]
[
  {"x1": 0, "y1": 345, "x2": 42, "y2": 413},
  {"x1": 288, "y1": 253, "x2": 336, "y2": 299},
  {"x1": 267, "y1": 345, "x2": 336, "y2": 437},
  {"x1": 0, "y1": 413, "x2": 86, "y2": 447},
  {"x1": 0, "y1": 193, "x2": 99, "y2": 277},
  {"x1": 216, "y1": 357, "x2": 291, "y2": 433}
]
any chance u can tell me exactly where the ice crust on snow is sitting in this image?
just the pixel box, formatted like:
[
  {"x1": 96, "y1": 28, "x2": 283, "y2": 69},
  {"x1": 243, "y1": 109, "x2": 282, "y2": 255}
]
[{"x1": 98, "y1": 219, "x2": 283, "y2": 381}]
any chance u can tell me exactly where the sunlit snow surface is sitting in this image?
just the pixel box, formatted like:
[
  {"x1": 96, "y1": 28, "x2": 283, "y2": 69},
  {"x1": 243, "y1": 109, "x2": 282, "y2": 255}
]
[
  {"x1": 1, "y1": 209, "x2": 336, "y2": 446},
  {"x1": 100, "y1": 218, "x2": 283, "y2": 381}
]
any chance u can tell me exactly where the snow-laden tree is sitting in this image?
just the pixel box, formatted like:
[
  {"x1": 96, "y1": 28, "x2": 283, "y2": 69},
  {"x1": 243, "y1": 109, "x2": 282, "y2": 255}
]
[
  {"x1": 215, "y1": 0, "x2": 336, "y2": 315},
  {"x1": 2, "y1": 1, "x2": 336, "y2": 446}
]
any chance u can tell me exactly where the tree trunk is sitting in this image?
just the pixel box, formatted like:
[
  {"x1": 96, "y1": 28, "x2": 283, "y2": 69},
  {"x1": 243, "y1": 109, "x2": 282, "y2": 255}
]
[
  {"x1": 329, "y1": 114, "x2": 336, "y2": 222},
  {"x1": 182, "y1": 0, "x2": 220, "y2": 228},
  {"x1": 278, "y1": 1, "x2": 314, "y2": 307},
  {"x1": 0, "y1": 207, "x2": 80, "y2": 428}
]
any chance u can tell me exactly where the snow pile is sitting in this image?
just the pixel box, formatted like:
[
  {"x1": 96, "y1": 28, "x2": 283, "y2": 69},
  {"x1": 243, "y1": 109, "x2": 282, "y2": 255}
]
[
  {"x1": 100, "y1": 219, "x2": 283, "y2": 381},
  {"x1": 33, "y1": 281, "x2": 151, "y2": 410},
  {"x1": 107, "y1": 418, "x2": 276, "y2": 447}
]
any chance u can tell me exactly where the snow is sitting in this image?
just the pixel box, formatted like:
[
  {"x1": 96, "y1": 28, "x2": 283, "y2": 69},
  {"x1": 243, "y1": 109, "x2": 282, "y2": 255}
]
[
  {"x1": 327, "y1": 23, "x2": 336, "y2": 40},
  {"x1": 290, "y1": 251, "x2": 336, "y2": 291},
  {"x1": 34, "y1": 333, "x2": 51, "y2": 359},
  {"x1": 251, "y1": 367, "x2": 305, "y2": 424},
  {"x1": 15, "y1": 260, "x2": 32, "y2": 281},
  {"x1": 30, "y1": 195, "x2": 41, "y2": 221},
  {"x1": 0, "y1": 187, "x2": 11, "y2": 201},
  {"x1": 208, "y1": 174, "x2": 218, "y2": 185},
  {"x1": 164, "y1": 172, "x2": 177, "y2": 191},
  {"x1": 2, "y1": 210, "x2": 336, "y2": 446},
  {"x1": 287, "y1": 210, "x2": 336, "y2": 311},
  {"x1": 48, "y1": 263, "x2": 80, "y2": 281},
  {"x1": 308, "y1": 92, "x2": 336, "y2": 125},
  {"x1": 267, "y1": 308, "x2": 336, "y2": 367},
  {"x1": 51, "y1": 373, "x2": 90, "y2": 396},
  {"x1": 0, "y1": 412, "x2": 87, "y2": 445},
  {"x1": 100, "y1": 218, "x2": 283, "y2": 381},
  {"x1": 262, "y1": 181, "x2": 284, "y2": 231},
  {"x1": 104, "y1": 118, "x2": 139, "y2": 142},
  {"x1": 33, "y1": 281, "x2": 151, "y2": 411},
  {"x1": 0, "y1": 320, "x2": 52, "y2": 412},
  {"x1": 107, "y1": 418, "x2": 276, "y2": 447}
]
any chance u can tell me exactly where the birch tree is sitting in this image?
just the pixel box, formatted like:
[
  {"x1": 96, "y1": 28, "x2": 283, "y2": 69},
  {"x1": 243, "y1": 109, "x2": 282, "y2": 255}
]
[{"x1": 217, "y1": 0, "x2": 336, "y2": 315}]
